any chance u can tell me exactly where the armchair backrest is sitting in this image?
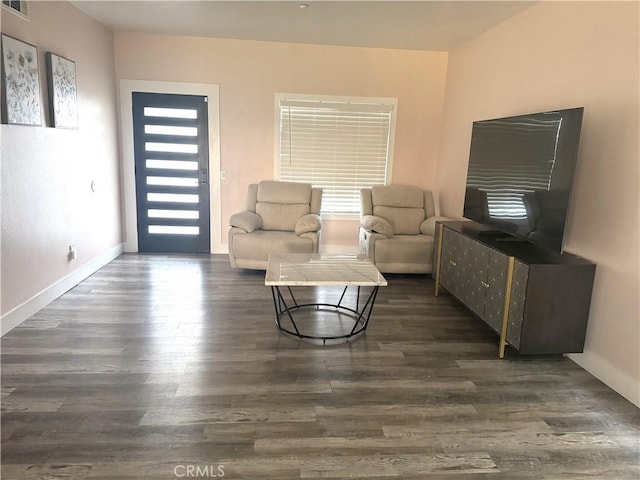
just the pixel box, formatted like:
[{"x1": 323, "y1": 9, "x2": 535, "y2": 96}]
[
  {"x1": 361, "y1": 185, "x2": 435, "y2": 235},
  {"x1": 247, "y1": 181, "x2": 321, "y2": 232}
]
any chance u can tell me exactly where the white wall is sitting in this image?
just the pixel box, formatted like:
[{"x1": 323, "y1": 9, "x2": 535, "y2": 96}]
[
  {"x1": 114, "y1": 33, "x2": 449, "y2": 249},
  {"x1": 436, "y1": 1, "x2": 639, "y2": 406},
  {"x1": 1, "y1": 1, "x2": 122, "y2": 331}
]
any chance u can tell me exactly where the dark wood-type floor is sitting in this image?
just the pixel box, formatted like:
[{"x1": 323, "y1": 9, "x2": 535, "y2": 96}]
[{"x1": 1, "y1": 254, "x2": 638, "y2": 479}]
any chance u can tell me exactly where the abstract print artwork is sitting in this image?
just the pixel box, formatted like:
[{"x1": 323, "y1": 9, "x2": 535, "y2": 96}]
[
  {"x1": 46, "y1": 52, "x2": 77, "y2": 128},
  {"x1": 1, "y1": 34, "x2": 42, "y2": 126}
]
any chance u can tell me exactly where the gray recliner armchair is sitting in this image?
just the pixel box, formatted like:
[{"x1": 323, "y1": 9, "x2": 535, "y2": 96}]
[
  {"x1": 359, "y1": 185, "x2": 447, "y2": 274},
  {"x1": 228, "y1": 181, "x2": 322, "y2": 270}
]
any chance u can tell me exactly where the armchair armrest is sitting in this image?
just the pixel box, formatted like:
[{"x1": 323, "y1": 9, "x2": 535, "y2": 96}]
[
  {"x1": 229, "y1": 211, "x2": 263, "y2": 233},
  {"x1": 419, "y1": 216, "x2": 451, "y2": 236},
  {"x1": 361, "y1": 215, "x2": 393, "y2": 238},
  {"x1": 295, "y1": 214, "x2": 322, "y2": 235}
]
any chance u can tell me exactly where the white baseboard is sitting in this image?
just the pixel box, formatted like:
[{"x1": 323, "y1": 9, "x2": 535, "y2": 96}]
[
  {"x1": 568, "y1": 352, "x2": 640, "y2": 407},
  {"x1": 1, "y1": 243, "x2": 124, "y2": 336}
]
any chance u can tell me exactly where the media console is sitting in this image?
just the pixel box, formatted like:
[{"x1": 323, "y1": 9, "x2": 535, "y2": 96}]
[{"x1": 433, "y1": 221, "x2": 595, "y2": 358}]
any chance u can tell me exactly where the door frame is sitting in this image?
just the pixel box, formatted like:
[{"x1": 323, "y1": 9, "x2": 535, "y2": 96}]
[{"x1": 119, "y1": 80, "x2": 222, "y2": 253}]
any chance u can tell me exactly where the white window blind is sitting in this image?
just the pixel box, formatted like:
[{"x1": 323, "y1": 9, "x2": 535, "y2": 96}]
[{"x1": 277, "y1": 96, "x2": 395, "y2": 215}]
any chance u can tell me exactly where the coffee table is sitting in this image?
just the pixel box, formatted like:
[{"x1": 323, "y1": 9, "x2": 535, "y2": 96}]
[{"x1": 265, "y1": 253, "x2": 387, "y2": 343}]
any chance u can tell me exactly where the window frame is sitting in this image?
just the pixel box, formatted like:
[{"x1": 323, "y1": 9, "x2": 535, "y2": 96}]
[
  {"x1": 274, "y1": 92, "x2": 397, "y2": 220},
  {"x1": 2, "y1": 0, "x2": 29, "y2": 19}
]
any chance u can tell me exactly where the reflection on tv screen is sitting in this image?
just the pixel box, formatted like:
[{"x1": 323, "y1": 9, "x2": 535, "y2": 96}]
[{"x1": 463, "y1": 108, "x2": 584, "y2": 252}]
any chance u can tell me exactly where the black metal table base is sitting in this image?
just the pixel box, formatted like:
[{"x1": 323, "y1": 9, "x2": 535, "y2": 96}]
[{"x1": 270, "y1": 285, "x2": 380, "y2": 344}]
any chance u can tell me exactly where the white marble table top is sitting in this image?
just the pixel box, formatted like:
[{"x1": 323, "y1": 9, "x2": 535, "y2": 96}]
[{"x1": 265, "y1": 253, "x2": 387, "y2": 287}]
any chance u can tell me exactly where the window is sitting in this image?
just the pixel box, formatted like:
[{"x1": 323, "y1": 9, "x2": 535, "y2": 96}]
[
  {"x1": 276, "y1": 94, "x2": 396, "y2": 216},
  {"x1": 2, "y1": 0, "x2": 28, "y2": 17}
]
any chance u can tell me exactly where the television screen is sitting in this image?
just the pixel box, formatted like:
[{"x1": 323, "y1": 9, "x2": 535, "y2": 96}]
[{"x1": 463, "y1": 107, "x2": 584, "y2": 252}]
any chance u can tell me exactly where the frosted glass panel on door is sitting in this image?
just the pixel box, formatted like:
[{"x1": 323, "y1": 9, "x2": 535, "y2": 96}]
[
  {"x1": 143, "y1": 107, "x2": 197, "y2": 119},
  {"x1": 146, "y1": 176, "x2": 199, "y2": 187},
  {"x1": 149, "y1": 225, "x2": 199, "y2": 235},
  {"x1": 144, "y1": 125, "x2": 198, "y2": 136},
  {"x1": 145, "y1": 142, "x2": 198, "y2": 154},
  {"x1": 146, "y1": 160, "x2": 198, "y2": 171},
  {"x1": 148, "y1": 209, "x2": 199, "y2": 219},
  {"x1": 147, "y1": 193, "x2": 199, "y2": 203}
]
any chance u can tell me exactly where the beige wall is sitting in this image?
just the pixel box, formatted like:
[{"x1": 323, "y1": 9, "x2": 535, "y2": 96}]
[
  {"x1": 436, "y1": 2, "x2": 639, "y2": 405},
  {"x1": 114, "y1": 33, "x2": 448, "y2": 248},
  {"x1": 1, "y1": 2, "x2": 121, "y2": 320}
]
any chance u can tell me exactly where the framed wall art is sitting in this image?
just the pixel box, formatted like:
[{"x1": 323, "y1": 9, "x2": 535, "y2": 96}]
[
  {"x1": 1, "y1": 33, "x2": 42, "y2": 126},
  {"x1": 46, "y1": 51, "x2": 77, "y2": 129}
]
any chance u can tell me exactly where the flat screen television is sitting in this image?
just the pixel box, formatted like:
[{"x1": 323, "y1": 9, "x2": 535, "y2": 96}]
[{"x1": 463, "y1": 107, "x2": 584, "y2": 253}]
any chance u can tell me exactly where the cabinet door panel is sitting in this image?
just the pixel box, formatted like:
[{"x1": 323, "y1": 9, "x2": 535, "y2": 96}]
[
  {"x1": 506, "y1": 260, "x2": 529, "y2": 350},
  {"x1": 439, "y1": 228, "x2": 462, "y2": 294},
  {"x1": 483, "y1": 249, "x2": 509, "y2": 332},
  {"x1": 461, "y1": 239, "x2": 488, "y2": 318}
]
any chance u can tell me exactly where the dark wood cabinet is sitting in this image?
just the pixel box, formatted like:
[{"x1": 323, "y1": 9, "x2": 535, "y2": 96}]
[{"x1": 434, "y1": 221, "x2": 595, "y2": 357}]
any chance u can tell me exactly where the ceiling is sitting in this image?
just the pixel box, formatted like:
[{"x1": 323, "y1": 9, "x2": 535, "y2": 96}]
[{"x1": 71, "y1": 1, "x2": 535, "y2": 52}]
